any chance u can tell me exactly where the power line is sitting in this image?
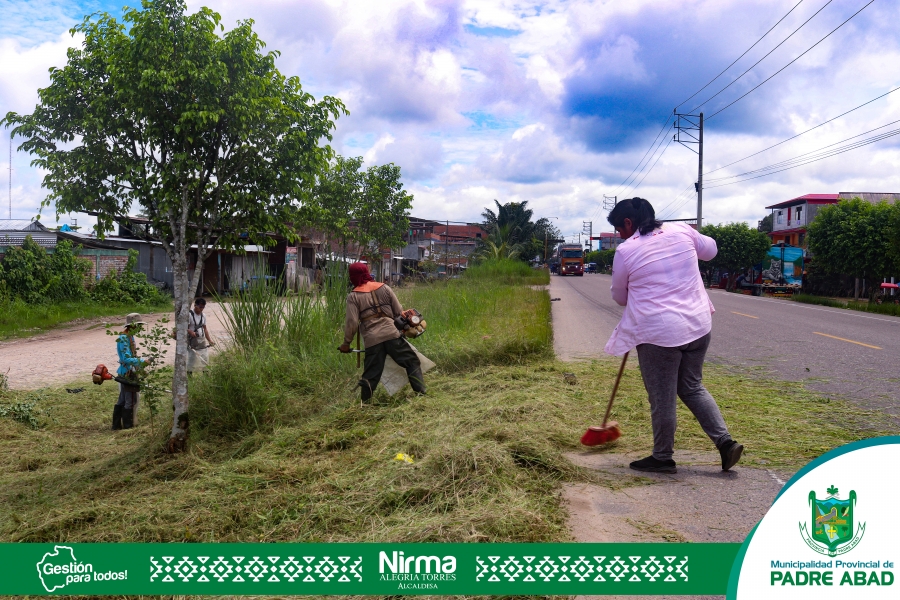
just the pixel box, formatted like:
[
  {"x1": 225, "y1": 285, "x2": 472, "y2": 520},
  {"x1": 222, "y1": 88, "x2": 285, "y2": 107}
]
[
  {"x1": 704, "y1": 84, "x2": 900, "y2": 176},
  {"x1": 707, "y1": 0, "x2": 876, "y2": 120},
  {"x1": 685, "y1": 0, "x2": 821, "y2": 113},
  {"x1": 596, "y1": 125, "x2": 674, "y2": 222},
  {"x1": 703, "y1": 124, "x2": 900, "y2": 189},
  {"x1": 705, "y1": 118, "x2": 900, "y2": 183},
  {"x1": 625, "y1": 135, "x2": 675, "y2": 195},
  {"x1": 656, "y1": 183, "x2": 697, "y2": 220},
  {"x1": 594, "y1": 119, "x2": 674, "y2": 221},
  {"x1": 609, "y1": 115, "x2": 674, "y2": 196}
]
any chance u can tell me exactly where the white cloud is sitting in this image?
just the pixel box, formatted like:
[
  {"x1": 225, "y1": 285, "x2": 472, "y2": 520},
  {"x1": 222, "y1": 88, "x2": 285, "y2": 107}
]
[{"x1": 3, "y1": 0, "x2": 900, "y2": 234}]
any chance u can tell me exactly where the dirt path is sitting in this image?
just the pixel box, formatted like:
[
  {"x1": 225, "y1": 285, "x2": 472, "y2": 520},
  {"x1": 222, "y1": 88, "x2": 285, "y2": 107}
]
[{"x1": 0, "y1": 303, "x2": 228, "y2": 389}]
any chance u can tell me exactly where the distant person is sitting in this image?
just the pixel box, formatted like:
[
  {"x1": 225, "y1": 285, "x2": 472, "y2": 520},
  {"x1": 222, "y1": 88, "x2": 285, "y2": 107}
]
[
  {"x1": 113, "y1": 313, "x2": 146, "y2": 430},
  {"x1": 187, "y1": 297, "x2": 215, "y2": 375},
  {"x1": 605, "y1": 197, "x2": 743, "y2": 474},
  {"x1": 339, "y1": 262, "x2": 426, "y2": 401}
]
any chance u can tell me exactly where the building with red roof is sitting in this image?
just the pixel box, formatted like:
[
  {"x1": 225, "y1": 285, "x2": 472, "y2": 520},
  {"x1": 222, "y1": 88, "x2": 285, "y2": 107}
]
[{"x1": 764, "y1": 194, "x2": 839, "y2": 247}]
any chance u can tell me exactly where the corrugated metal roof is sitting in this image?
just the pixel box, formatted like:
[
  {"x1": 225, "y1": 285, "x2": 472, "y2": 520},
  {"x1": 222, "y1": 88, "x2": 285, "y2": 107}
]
[
  {"x1": 765, "y1": 194, "x2": 839, "y2": 209},
  {"x1": 0, "y1": 219, "x2": 51, "y2": 232},
  {"x1": 0, "y1": 232, "x2": 57, "y2": 247},
  {"x1": 838, "y1": 192, "x2": 900, "y2": 204}
]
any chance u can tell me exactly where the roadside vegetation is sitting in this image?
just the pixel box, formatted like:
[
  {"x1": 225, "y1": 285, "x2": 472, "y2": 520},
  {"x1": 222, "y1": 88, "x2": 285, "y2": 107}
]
[
  {"x1": 0, "y1": 237, "x2": 170, "y2": 339},
  {"x1": 793, "y1": 293, "x2": 900, "y2": 317},
  {"x1": 1, "y1": 261, "x2": 893, "y2": 544}
]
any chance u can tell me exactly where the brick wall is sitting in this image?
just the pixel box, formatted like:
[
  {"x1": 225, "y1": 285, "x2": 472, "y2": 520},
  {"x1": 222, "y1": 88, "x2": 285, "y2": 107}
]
[{"x1": 81, "y1": 251, "x2": 130, "y2": 280}]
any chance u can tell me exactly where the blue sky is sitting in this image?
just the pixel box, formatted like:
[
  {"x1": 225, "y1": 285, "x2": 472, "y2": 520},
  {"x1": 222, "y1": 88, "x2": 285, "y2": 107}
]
[{"x1": 3, "y1": 0, "x2": 900, "y2": 242}]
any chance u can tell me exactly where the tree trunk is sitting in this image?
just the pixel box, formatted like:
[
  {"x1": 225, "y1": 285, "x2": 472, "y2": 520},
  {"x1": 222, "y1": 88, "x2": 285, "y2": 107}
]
[
  {"x1": 854, "y1": 277, "x2": 860, "y2": 300},
  {"x1": 167, "y1": 247, "x2": 208, "y2": 453}
]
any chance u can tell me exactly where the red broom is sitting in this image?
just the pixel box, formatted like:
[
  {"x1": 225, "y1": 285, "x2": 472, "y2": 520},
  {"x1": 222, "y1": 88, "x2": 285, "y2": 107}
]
[{"x1": 580, "y1": 351, "x2": 628, "y2": 446}]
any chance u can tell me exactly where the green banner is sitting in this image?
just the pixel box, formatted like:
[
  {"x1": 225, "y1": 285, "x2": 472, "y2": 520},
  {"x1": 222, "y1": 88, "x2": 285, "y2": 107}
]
[{"x1": 3, "y1": 542, "x2": 739, "y2": 595}]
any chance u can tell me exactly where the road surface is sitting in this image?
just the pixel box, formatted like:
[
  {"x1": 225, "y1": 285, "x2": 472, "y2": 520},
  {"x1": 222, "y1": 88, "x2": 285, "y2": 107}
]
[
  {"x1": 551, "y1": 273, "x2": 900, "y2": 420},
  {"x1": 0, "y1": 303, "x2": 227, "y2": 389}
]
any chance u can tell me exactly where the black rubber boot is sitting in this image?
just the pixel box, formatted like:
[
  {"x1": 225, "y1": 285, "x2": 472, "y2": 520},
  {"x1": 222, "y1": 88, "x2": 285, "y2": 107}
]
[
  {"x1": 121, "y1": 408, "x2": 134, "y2": 429},
  {"x1": 112, "y1": 405, "x2": 123, "y2": 430},
  {"x1": 359, "y1": 379, "x2": 375, "y2": 403}
]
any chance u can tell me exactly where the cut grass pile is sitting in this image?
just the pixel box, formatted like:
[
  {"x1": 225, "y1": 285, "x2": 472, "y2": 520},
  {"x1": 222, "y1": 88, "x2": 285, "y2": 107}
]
[
  {"x1": 0, "y1": 358, "x2": 891, "y2": 543},
  {"x1": 0, "y1": 297, "x2": 173, "y2": 340}
]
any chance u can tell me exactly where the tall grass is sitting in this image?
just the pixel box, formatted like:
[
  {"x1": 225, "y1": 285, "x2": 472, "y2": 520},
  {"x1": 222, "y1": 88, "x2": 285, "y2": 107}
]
[
  {"x1": 465, "y1": 259, "x2": 550, "y2": 285},
  {"x1": 397, "y1": 279, "x2": 551, "y2": 371},
  {"x1": 196, "y1": 262, "x2": 355, "y2": 437},
  {"x1": 192, "y1": 259, "x2": 552, "y2": 437},
  {"x1": 0, "y1": 297, "x2": 172, "y2": 340}
]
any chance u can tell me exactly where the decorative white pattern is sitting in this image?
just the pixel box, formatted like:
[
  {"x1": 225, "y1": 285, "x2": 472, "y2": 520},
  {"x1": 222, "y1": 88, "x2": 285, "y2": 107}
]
[
  {"x1": 475, "y1": 555, "x2": 687, "y2": 583},
  {"x1": 150, "y1": 555, "x2": 363, "y2": 584}
]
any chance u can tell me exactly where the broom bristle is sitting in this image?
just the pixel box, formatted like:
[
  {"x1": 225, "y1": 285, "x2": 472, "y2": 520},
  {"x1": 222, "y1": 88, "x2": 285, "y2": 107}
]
[{"x1": 580, "y1": 423, "x2": 622, "y2": 446}]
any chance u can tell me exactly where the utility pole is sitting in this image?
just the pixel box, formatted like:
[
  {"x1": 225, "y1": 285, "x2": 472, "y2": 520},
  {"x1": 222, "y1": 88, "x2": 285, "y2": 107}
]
[
  {"x1": 582, "y1": 221, "x2": 592, "y2": 251},
  {"x1": 674, "y1": 110, "x2": 704, "y2": 228},
  {"x1": 445, "y1": 220, "x2": 449, "y2": 277},
  {"x1": 602, "y1": 195, "x2": 617, "y2": 211},
  {"x1": 7, "y1": 133, "x2": 12, "y2": 220},
  {"x1": 697, "y1": 112, "x2": 703, "y2": 228}
]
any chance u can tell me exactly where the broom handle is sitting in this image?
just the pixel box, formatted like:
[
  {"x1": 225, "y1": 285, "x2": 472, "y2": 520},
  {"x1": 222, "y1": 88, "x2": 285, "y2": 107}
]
[
  {"x1": 356, "y1": 327, "x2": 361, "y2": 369},
  {"x1": 602, "y1": 351, "x2": 629, "y2": 427}
]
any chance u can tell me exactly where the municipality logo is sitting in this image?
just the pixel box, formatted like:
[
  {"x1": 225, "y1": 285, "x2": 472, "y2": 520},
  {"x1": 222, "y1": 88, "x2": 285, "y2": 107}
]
[
  {"x1": 36, "y1": 545, "x2": 93, "y2": 592},
  {"x1": 799, "y1": 485, "x2": 866, "y2": 557}
]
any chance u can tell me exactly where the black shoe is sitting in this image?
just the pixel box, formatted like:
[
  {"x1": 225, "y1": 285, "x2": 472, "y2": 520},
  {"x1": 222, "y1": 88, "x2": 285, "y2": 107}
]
[
  {"x1": 629, "y1": 456, "x2": 677, "y2": 474},
  {"x1": 719, "y1": 440, "x2": 743, "y2": 471},
  {"x1": 112, "y1": 405, "x2": 123, "y2": 430}
]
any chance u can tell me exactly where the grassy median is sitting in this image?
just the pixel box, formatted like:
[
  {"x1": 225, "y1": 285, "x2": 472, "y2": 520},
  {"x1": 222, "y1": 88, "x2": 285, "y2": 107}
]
[{"x1": 0, "y1": 261, "x2": 893, "y2": 544}]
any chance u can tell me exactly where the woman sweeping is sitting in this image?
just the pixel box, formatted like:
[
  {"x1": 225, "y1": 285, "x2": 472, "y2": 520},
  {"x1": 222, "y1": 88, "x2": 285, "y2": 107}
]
[{"x1": 605, "y1": 198, "x2": 743, "y2": 474}]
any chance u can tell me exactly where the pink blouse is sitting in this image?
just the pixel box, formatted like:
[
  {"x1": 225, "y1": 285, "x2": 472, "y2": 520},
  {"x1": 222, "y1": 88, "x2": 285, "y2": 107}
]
[{"x1": 604, "y1": 222, "x2": 718, "y2": 356}]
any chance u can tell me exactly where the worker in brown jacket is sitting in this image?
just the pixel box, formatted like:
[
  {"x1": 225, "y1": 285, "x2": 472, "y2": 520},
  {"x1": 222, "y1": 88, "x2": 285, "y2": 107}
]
[{"x1": 339, "y1": 262, "x2": 426, "y2": 401}]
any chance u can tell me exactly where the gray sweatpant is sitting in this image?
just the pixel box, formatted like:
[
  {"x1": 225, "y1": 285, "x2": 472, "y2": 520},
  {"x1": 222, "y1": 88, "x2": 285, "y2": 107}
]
[{"x1": 635, "y1": 332, "x2": 732, "y2": 461}]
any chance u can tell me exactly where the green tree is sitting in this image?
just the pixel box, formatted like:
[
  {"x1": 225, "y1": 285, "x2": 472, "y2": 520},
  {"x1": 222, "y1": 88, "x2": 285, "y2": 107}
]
[
  {"x1": 3, "y1": 0, "x2": 345, "y2": 451},
  {"x1": 352, "y1": 163, "x2": 413, "y2": 256},
  {"x1": 700, "y1": 222, "x2": 770, "y2": 291},
  {"x1": 807, "y1": 198, "x2": 897, "y2": 299},
  {"x1": 475, "y1": 224, "x2": 523, "y2": 261},
  {"x1": 758, "y1": 213, "x2": 773, "y2": 233},
  {"x1": 585, "y1": 248, "x2": 616, "y2": 270},
  {"x1": 480, "y1": 200, "x2": 557, "y2": 262},
  {"x1": 307, "y1": 155, "x2": 365, "y2": 245}
]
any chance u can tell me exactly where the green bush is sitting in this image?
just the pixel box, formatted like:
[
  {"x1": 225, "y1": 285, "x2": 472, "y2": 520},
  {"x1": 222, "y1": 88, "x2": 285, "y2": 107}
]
[
  {"x1": 0, "y1": 237, "x2": 89, "y2": 303},
  {"x1": 90, "y1": 250, "x2": 165, "y2": 305}
]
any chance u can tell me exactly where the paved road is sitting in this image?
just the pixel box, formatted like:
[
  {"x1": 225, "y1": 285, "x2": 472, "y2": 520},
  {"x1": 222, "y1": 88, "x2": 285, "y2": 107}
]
[{"x1": 551, "y1": 273, "x2": 900, "y2": 420}]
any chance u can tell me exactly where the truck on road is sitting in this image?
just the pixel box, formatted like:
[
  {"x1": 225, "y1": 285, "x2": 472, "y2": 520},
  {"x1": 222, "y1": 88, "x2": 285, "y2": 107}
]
[{"x1": 555, "y1": 244, "x2": 584, "y2": 276}]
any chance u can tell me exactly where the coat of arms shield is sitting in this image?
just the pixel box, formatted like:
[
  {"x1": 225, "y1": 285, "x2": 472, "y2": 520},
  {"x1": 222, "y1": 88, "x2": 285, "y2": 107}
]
[{"x1": 799, "y1": 486, "x2": 865, "y2": 556}]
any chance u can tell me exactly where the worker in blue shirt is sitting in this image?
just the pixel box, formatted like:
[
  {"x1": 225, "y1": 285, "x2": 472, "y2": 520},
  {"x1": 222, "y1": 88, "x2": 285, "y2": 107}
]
[{"x1": 113, "y1": 313, "x2": 146, "y2": 430}]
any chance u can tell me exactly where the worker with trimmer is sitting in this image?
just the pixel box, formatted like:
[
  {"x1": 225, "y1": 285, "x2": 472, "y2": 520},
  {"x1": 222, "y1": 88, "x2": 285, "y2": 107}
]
[
  {"x1": 599, "y1": 197, "x2": 743, "y2": 474},
  {"x1": 112, "y1": 312, "x2": 147, "y2": 430},
  {"x1": 339, "y1": 262, "x2": 426, "y2": 401}
]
